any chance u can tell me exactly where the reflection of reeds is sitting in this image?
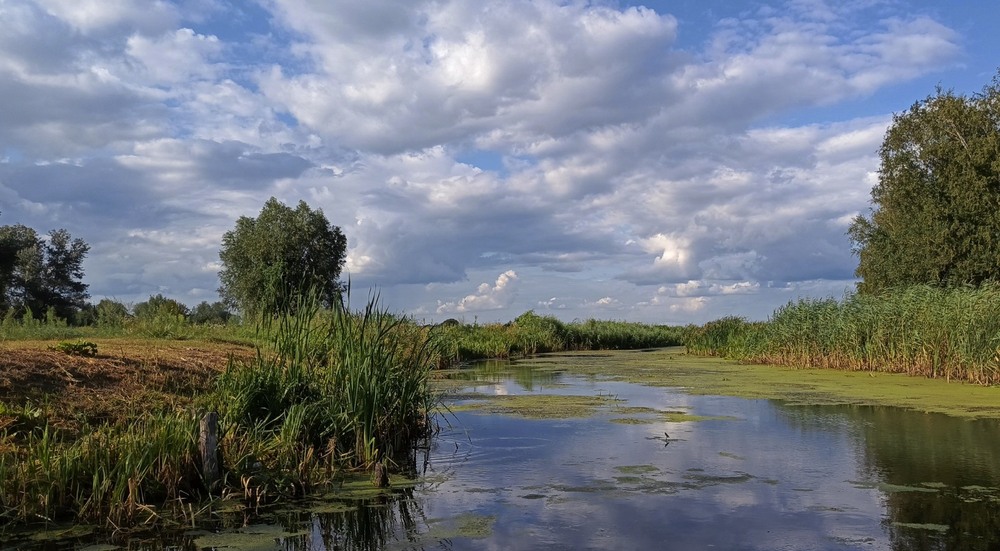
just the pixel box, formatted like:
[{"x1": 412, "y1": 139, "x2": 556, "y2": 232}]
[
  {"x1": 685, "y1": 285, "x2": 1000, "y2": 384},
  {"x1": 0, "y1": 288, "x2": 435, "y2": 527}
]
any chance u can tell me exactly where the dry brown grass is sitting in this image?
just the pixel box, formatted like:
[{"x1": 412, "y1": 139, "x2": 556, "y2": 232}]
[{"x1": 0, "y1": 338, "x2": 255, "y2": 431}]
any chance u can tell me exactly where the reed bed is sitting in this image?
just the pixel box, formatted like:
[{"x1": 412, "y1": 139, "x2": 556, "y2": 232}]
[
  {"x1": 684, "y1": 285, "x2": 1000, "y2": 385},
  {"x1": 430, "y1": 311, "x2": 685, "y2": 365}
]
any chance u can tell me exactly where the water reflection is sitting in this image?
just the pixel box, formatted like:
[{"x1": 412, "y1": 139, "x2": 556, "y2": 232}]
[
  {"x1": 776, "y1": 403, "x2": 1000, "y2": 550},
  {"x1": 10, "y1": 354, "x2": 1000, "y2": 550}
]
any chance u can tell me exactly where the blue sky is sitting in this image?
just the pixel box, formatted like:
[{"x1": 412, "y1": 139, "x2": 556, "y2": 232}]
[{"x1": 1, "y1": 0, "x2": 997, "y2": 324}]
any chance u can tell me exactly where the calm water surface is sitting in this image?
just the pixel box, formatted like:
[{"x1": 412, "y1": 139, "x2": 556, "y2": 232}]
[{"x1": 9, "y1": 354, "x2": 1000, "y2": 550}]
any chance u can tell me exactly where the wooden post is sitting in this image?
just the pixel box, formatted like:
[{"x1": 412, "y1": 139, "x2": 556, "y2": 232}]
[{"x1": 200, "y1": 412, "x2": 220, "y2": 493}]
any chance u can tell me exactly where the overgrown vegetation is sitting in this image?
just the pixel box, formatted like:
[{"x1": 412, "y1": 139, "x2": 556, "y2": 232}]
[
  {"x1": 684, "y1": 285, "x2": 1000, "y2": 385},
  {"x1": 0, "y1": 290, "x2": 434, "y2": 527},
  {"x1": 430, "y1": 310, "x2": 685, "y2": 364}
]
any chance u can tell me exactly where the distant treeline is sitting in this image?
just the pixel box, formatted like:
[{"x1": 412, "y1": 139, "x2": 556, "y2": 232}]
[
  {"x1": 685, "y1": 285, "x2": 1000, "y2": 385},
  {"x1": 0, "y1": 294, "x2": 239, "y2": 340}
]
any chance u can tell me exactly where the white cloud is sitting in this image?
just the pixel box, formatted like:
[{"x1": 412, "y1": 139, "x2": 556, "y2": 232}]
[
  {"x1": 0, "y1": 0, "x2": 980, "y2": 322},
  {"x1": 437, "y1": 270, "x2": 519, "y2": 314},
  {"x1": 34, "y1": 0, "x2": 180, "y2": 34}
]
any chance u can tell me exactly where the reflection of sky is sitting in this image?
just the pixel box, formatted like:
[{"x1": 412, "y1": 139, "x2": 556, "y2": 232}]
[{"x1": 421, "y1": 373, "x2": 890, "y2": 550}]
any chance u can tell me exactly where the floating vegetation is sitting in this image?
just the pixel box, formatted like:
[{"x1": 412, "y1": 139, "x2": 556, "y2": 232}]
[
  {"x1": 426, "y1": 514, "x2": 496, "y2": 539},
  {"x1": 513, "y1": 348, "x2": 1000, "y2": 420},
  {"x1": 892, "y1": 522, "x2": 949, "y2": 533},
  {"x1": 609, "y1": 417, "x2": 657, "y2": 424},
  {"x1": 447, "y1": 393, "x2": 616, "y2": 419},
  {"x1": 682, "y1": 472, "x2": 755, "y2": 486},
  {"x1": 192, "y1": 524, "x2": 305, "y2": 550},
  {"x1": 615, "y1": 465, "x2": 660, "y2": 475},
  {"x1": 663, "y1": 411, "x2": 738, "y2": 423},
  {"x1": 878, "y1": 483, "x2": 940, "y2": 494}
]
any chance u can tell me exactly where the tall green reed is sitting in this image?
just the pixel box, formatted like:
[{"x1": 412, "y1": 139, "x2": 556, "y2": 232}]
[{"x1": 685, "y1": 285, "x2": 1000, "y2": 384}]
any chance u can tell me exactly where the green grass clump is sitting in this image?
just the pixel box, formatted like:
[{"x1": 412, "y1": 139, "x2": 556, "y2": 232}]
[{"x1": 52, "y1": 340, "x2": 98, "y2": 356}]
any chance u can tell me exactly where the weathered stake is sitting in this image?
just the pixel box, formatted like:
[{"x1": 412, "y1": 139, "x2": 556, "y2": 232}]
[{"x1": 200, "y1": 412, "x2": 220, "y2": 492}]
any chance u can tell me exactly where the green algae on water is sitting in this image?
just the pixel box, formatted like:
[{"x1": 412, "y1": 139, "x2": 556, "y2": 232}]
[
  {"x1": 522, "y1": 348, "x2": 1000, "y2": 420},
  {"x1": 192, "y1": 524, "x2": 305, "y2": 551},
  {"x1": 663, "y1": 411, "x2": 738, "y2": 423},
  {"x1": 892, "y1": 522, "x2": 949, "y2": 533},
  {"x1": 447, "y1": 393, "x2": 616, "y2": 418},
  {"x1": 615, "y1": 464, "x2": 660, "y2": 475},
  {"x1": 610, "y1": 417, "x2": 657, "y2": 424},
  {"x1": 878, "y1": 483, "x2": 939, "y2": 494},
  {"x1": 426, "y1": 514, "x2": 496, "y2": 539}
]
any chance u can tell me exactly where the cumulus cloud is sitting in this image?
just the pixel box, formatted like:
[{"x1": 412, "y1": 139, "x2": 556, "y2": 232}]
[
  {"x1": 437, "y1": 270, "x2": 519, "y2": 314},
  {"x1": 0, "y1": 0, "x2": 977, "y2": 321}
]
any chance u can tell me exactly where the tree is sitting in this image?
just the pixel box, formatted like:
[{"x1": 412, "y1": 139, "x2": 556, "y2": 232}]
[
  {"x1": 0, "y1": 224, "x2": 90, "y2": 320},
  {"x1": 133, "y1": 294, "x2": 189, "y2": 320},
  {"x1": 218, "y1": 197, "x2": 347, "y2": 317},
  {"x1": 189, "y1": 300, "x2": 233, "y2": 325},
  {"x1": 95, "y1": 298, "x2": 130, "y2": 327},
  {"x1": 849, "y1": 73, "x2": 1000, "y2": 294}
]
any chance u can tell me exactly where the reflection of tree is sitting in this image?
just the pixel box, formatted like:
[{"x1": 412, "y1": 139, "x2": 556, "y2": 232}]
[{"x1": 776, "y1": 403, "x2": 1000, "y2": 551}]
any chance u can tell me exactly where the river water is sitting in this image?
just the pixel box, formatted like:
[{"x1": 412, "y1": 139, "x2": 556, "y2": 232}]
[{"x1": 8, "y1": 352, "x2": 1000, "y2": 550}]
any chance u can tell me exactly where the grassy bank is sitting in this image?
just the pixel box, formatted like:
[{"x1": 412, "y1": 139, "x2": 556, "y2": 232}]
[
  {"x1": 685, "y1": 285, "x2": 1000, "y2": 385},
  {"x1": 0, "y1": 291, "x2": 434, "y2": 527}
]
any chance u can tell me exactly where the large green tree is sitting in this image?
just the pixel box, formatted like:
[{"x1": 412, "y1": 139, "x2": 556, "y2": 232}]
[
  {"x1": 849, "y1": 73, "x2": 1000, "y2": 294},
  {"x1": 218, "y1": 197, "x2": 347, "y2": 317},
  {"x1": 0, "y1": 224, "x2": 90, "y2": 320}
]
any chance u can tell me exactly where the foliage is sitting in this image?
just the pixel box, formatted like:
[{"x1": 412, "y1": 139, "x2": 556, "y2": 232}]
[
  {"x1": 429, "y1": 312, "x2": 685, "y2": 365},
  {"x1": 133, "y1": 293, "x2": 189, "y2": 319},
  {"x1": 95, "y1": 298, "x2": 129, "y2": 328},
  {"x1": 685, "y1": 285, "x2": 1000, "y2": 385},
  {"x1": 850, "y1": 73, "x2": 1000, "y2": 293},
  {"x1": 218, "y1": 197, "x2": 347, "y2": 318},
  {"x1": 0, "y1": 225, "x2": 89, "y2": 321},
  {"x1": 53, "y1": 340, "x2": 98, "y2": 356},
  {"x1": 189, "y1": 300, "x2": 234, "y2": 325}
]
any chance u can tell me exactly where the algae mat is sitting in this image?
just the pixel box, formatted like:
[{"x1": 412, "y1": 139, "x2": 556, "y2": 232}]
[{"x1": 513, "y1": 347, "x2": 1000, "y2": 419}]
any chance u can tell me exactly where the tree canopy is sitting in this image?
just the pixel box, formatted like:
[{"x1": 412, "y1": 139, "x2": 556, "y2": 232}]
[
  {"x1": 218, "y1": 197, "x2": 347, "y2": 317},
  {"x1": 0, "y1": 221, "x2": 90, "y2": 320},
  {"x1": 849, "y1": 73, "x2": 1000, "y2": 294}
]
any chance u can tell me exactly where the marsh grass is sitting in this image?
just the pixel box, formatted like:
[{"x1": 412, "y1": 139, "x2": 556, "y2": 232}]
[
  {"x1": 0, "y1": 289, "x2": 435, "y2": 528},
  {"x1": 430, "y1": 311, "x2": 684, "y2": 365},
  {"x1": 685, "y1": 285, "x2": 1000, "y2": 385}
]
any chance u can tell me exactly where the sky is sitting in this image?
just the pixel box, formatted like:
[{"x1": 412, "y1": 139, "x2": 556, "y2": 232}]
[{"x1": 1, "y1": 0, "x2": 997, "y2": 325}]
